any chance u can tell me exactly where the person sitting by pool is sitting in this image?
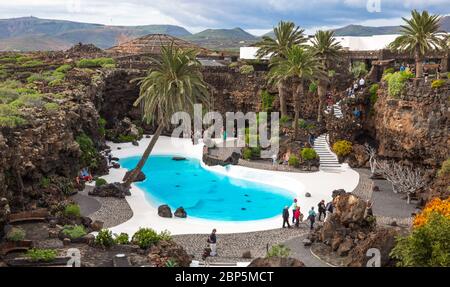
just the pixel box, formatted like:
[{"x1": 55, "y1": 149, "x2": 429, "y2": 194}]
[{"x1": 77, "y1": 167, "x2": 93, "y2": 184}]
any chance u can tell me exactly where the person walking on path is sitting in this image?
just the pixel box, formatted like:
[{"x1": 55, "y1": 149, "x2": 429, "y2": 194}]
[
  {"x1": 207, "y1": 229, "x2": 217, "y2": 256},
  {"x1": 307, "y1": 207, "x2": 317, "y2": 230},
  {"x1": 282, "y1": 206, "x2": 291, "y2": 228},
  {"x1": 318, "y1": 200, "x2": 326, "y2": 221},
  {"x1": 291, "y1": 199, "x2": 298, "y2": 224},
  {"x1": 294, "y1": 207, "x2": 301, "y2": 228}
]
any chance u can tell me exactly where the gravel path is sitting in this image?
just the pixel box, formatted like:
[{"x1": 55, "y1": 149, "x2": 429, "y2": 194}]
[{"x1": 283, "y1": 235, "x2": 329, "y2": 267}]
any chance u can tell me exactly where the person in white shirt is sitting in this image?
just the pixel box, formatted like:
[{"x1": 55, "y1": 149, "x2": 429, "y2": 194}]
[{"x1": 359, "y1": 77, "x2": 365, "y2": 87}]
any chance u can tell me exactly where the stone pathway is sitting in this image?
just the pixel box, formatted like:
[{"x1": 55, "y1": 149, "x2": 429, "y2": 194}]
[
  {"x1": 313, "y1": 134, "x2": 342, "y2": 172},
  {"x1": 283, "y1": 234, "x2": 329, "y2": 267}
]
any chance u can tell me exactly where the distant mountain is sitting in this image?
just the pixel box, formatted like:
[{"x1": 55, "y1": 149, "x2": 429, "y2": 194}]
[
  {"x1": 0, "y1": 16, "x2": 191, "y2": 51},
  {"x1": 182, "y1": 28, "x2": 258, "y2": 52}
]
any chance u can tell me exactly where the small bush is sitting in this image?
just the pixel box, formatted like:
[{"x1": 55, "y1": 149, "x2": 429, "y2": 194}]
[
  {"x1": 95, "y1": 229, "x2": 115, "y2": 248},
  {"x1": 114, "y1": 233, "x2": 130, "y2": 245},
  {"x1": 266, "y1": 244, "x2": 290, "y2": 258},
  {"x1": 95, "y1": 178, "x2": 107, "y2": 187},
  {"x1": 438, "y1": 159, "x2": 450, "y2": 178},
  {"x1": 27, "y1": 73, "x2": 47, "y2": 84},
  {"x1": 288, "y1": 155, "x2": 300, "y2": 167},
  {"x1": 158, "y1": 230, "x2": 172, "y2": 241},
  {"x1": 369, "y1": 83, "x2": 379, "y2": 106},
  {"x1": 332, "y1": 140, "x2": 353, "y2": 157},
  {"x1": 260, "y1": 89, "x2": 275, "y2": 112},
  {"x1": 239, "y1": 64, "x2": 254, "y2": 74},
  {"x1": 165, "y1": 259, "x2": 179, "y2": 267},
  {"x1": 76, "y1": 58, "x2": 116, "y2": 68},
  {"x1": 308, "y1": 82, "x2": 318, "y2": 94},
  {"x1": 64, "y1": 204, "x2": 81, "y2": 218},
  {"x1": 228, "y1": 62, "x2": 238, "y2": 68},
  {"x1": 55, "y1": 64, "x2": 72, "y2": 73},
  {"x1": 26, "y1": 248, "x2": 57, "y2": 262},
  {"x1": 351, "y1": 61, "x2": 367, "y2": 78},
  {"x1": 6, "y1": 227, "x2": 26, "y2": 242},
  {"x1": 280, "y1": 115, "x2": 291, "y2": 126},
  {"x1": 21, "y1": 60, "x2": 44, "y2": 68},
  {"x1": 76, "y1": 133, "x2": 98, "y2": 168},
  {"x1": 383, "y1": 71, "x2": 414, "y2": 98},
  {"x1": 132, "y1": 228, "x2": 171, "y2": 249},
  {"x1": 40, "y1": 177, "x2": 51, "y2": 188},
  {"x1": 44, "y1": 102, "x2": 59, "y2": 111},
  {"x1": 301, "y1": 148, "x2": 318, "y2": 161},
  {"x1": 431, "y1": 79, "x2": 446, "y2": 89},
  {"x1": 98, "y1": 117, "x2": 107, "y2": 137},
  {"x1": 117, "y1": 134, "x2": 137, "y2": 143},
  {"x1": 383, "y1": 67, "x2": 395, "y2": 75},
  {"x1": 62, "y1": 225, "x2": 87, "y2": 239},
  {"x1": 242, "y1": 148, "x2": 253, "y2": 160}
]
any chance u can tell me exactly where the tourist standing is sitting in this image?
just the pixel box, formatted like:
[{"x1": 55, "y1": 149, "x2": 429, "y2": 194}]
[
  {"x1": 307, "y1": 207, "x2": 317, "y2": 230},
  {"x1": 207, "y1": 229, "x2": 217, "y2": 256},
  {"x1": 359, "y1": 77, "x2": 365, "y2": 88},
  {"x1": 318, "y1": 200, "x2": 326, "y2": 221},
  {"x1": 325, "y1": 201, "x2": 333, "y2": 222},
  {"x1": 282, "y1": 206, "x2": 291, "y2": 228},
  {"x1": 294, "y1": 207, "x2": 301, "y2": 228},
  {"x1": 291, "y1": 198, "x2": 298, "y2": 224}
]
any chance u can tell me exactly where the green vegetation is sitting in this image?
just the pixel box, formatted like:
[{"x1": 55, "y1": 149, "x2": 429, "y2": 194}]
[
  {"x1": 117, "y1": 134, "x2": 138, "y2": 143},
  {"x1": 55, "y1": 64, "x2": 72, "y2": 73},
  {"x1": 431, "y1": 79, "x2": 446, "y2": 89},
  {"x1": 438, "y1": 158, "x2": 450, "y2": 178},
  {"x1": 391, "y1": 213, "x2": 450, "y2": 267},
  {"x1": 308, "y1": 82, "x2": 318, "y2": 93},
  {"x1": 332, "y1": 140, "x2": 353, "y2": 157},
  {"x1": 165, "y1": 259, "x2": 179, "y2": 267},
  {"x1": 62, "y1": 225, "x2": 87, "y2": 239},
  {"x1": 6, "y1": 227, "x2": 26, "y2": 242},
  {"x1": 21, "y1": 60, "x2": 44, "y2": 68},
  {"x1": 75, "y1": 133, "x2": 98, "y2": 168},
  {"x1": 383, "y1": 71, "x2": 414, "y2": 98},
  {"x1": 242, "y1": 147, "x2": 261, "y2": 160},
  {"x1": 95, "y1": 229, "x2": 115, "y2": 248},
  {"x1": 114, "y1": 233, "x2": 130, "y2": 245},
  {"x1": 301, "y1": 148, "x2": 318, "y2": 161},
  {"x1": 228, "y1": 62, "x2": 238, "y2": 68},
  {"x1": 40, "y1": 177, "x2": 51, "y2": 188},
  {"x1": 64, "y1": 204, "x2": 81, "y2": 218},
  {"x1": 297, "y1": 119, "x2": 315, "y2": 130},
  {"x1": 95, "y1": 178, "x2": 107, "y2": 187},
  {"x1": 44, "y1": 102, "x2": 59, "y2": 111},
  {"x1": 239, "y1": 64, "x2": 254, "y2": 74},
  {"x1": 260, "y1": 89, "x2": 275, "y2": 112},
  {"x1": 242, "y1": 148, "x2": 253, "y2": 160},
  {"x1": 383, "y1": 67, "x2": 395, "y2": 75},
  {"x1": 351, "y1": 61, "x2": 368, "y2": 78},
  {"x1": 266, "y1": 244, "x2": 290, "y2": 258},
  {"x1": 76, "y1": 58, "x2": 116, "y2": 68},
  {"x1": 26, "y1": 248, "x2": 57, "y2": 262},
  {"x1": 280, "y1": 115, "x2": 292, "y2": 126},
  {"x1": 132, "y1": 228, "x2": 172, "y2": 249},
  {"x1": 288, "y1": 155, "x2": 300, "y2": 167},
  {"x1": 98, "y1": 117, "x2": 107, "y2": 137}
]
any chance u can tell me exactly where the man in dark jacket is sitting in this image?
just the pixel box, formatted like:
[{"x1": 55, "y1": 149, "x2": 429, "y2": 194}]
[
  {"x1": 318, "y1": 200, "x2": 326, "y2": 221},
  {"x1": 282, "y1": 206, "x2": 291, "y2": 228}
]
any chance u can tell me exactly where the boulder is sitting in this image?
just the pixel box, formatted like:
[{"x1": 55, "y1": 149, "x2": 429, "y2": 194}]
[
  {"x1": 337, "y1": 238, "x2": 354, "y2": 257},
  {"x1": 174, "y1": 207, "x2": 187, "y2": 218},
  {"x1": 332, "y1": 189, "x2": 346, "y2": 198},
  {"x1": 122, "y1": 170, "x2": 146, "y2": 183},
  {"x1": 89, "y1": 183, "x2": 131, "y2": 198},
  {"x1": 91, "y1": 220, "x2": 104, "y2": 232},
  {"x1": 81, "y1": 216, "x2": 92, "y2": 228},
  {"x1": 331, "y1": 234, "x2": 344, "y2": 251},
  {"x1": 82, "y1": 234, "x2": 95, "y2": 245},
  {"x1": 132, "y1": 141, "x2": 139, "y2": 146},
  {"x1": 248, "y1": 257, "x2": 305, "y2": 267},
  {"x1": 305, "y1": 192, "x2": 311, "y2": 198},
  {"x1": 302, "y1": 239, "x2": 312, "y2": 246},
  {"x1": 158, "y1": 205, "x2": 173, "y2": 218},
  {"x1": 333, "y1": 193, "x2": 367, "y2": 225},
  {"x1": 172, "y1": 157, "x2": 186, "y2": 161},
  {"x1": 112, "y1": 162, "x2": 121, "y2": 169},
  {"x1": 242, "y1": 251, "x2": 252, "y2": 259},
  {"x1": 148, "y1": 240, "x2": 191, "y2": 267}
]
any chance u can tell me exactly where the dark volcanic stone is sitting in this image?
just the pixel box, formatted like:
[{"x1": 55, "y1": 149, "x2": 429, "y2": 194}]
[
  {"x1": 158, "y1": 205, "x2": 172, "y2": 218},
  {"x1": 89, "y1": 182, "x2": 131, "y2": 198},
  {"x1": 248, "y1": 257, "x2": 305, "y2": 267},
  {"x1": 122, "y1": 169, "x2": 146, "y2": 182},
  {"x1": 172, "y1": 156, "x2": 187, "y2": 161},
  {"x1": 174, "y1": 207, "x2": 187, "y2": 218}
]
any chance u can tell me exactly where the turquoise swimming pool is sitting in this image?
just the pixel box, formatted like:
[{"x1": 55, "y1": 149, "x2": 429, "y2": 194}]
[{"x1": 120, "y1": 155, "x2": 294, "y2": 221}]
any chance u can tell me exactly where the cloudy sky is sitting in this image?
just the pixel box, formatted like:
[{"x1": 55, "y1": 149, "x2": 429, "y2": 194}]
[{"x1": 1, "y1": 0, "x2": 449, "y2": 35}]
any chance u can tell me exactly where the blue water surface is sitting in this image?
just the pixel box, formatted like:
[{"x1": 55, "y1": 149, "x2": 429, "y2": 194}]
[{"x1": 120, "y1": 155, "x2": 294, "y2": 221}]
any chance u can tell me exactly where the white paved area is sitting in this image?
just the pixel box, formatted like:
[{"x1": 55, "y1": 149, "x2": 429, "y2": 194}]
[{"x1": 100, "y1": 136, "x2": 359, "y2": 235}]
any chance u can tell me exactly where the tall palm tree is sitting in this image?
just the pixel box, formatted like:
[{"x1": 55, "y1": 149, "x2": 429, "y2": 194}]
[
  {"x1": 123, "y1": 43, "x2": 210, "y2": 187},
  {"x1": 389, "y1": 10, "x2": 446, "y2": 78},
  {"x1": 269, "y1": 45, "x2": 326, "y2": 139},
  {"x1": 310, "y1": 30, "x2": 343, "y2": 122},
  {"x1": 255, "y1": 21, "x2": 307, "y2": 117}
]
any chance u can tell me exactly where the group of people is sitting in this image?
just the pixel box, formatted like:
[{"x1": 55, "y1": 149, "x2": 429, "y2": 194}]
[
  {"x1": 282, "y1": 198, "x2": 334, "y2": 230},
  {"x1": 75, "y1": 167, "x2": 93, "y2": 184},
  {"x1": 346, "y1": 77, "x2": 366, "y2": 99}
]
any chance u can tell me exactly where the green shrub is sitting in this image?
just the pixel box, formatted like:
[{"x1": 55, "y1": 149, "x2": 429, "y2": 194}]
[
  {"x1": 21, "y1": 60, "x2": 44, "y2": 68},
  {"x1": 308, "y1": 82, "x2": 318, "y2": 93},
  {"x1": 64, "y1": 204, "x2": 81, "y2": 218},
  {"x1": 95, "y1": 229, "x2": 115, "y2": 248},
  {"x1": 76, "y1": 58, "x2": 116, "y2": 68},
  {"x1": 95, "y1": 178, "x2": 107, "y2": 187},
  {"x1": 132, "y1": 228, "x2": 171, "y2": 249},
  {"x1": 383, "y1": 67, "x2": 395, "y2": 75},
  {"x1": 447, "y1": 72, "x2": 450, "y2": 79},
  {"x1": 239, "y1": 64, "x2": 254, "y2": 74},
  {"x1": 27, "y1": 73, "x2": 47, "y2": 84},
  {"x1": 228, "y1": 62, "x2": 238, "y2": 68},
  {"x1": 332, "y1": 140, "x2": 353, "y2": 157},
  {"x1": 0, "y1": 69, "x2": 7, "y2": 80},
  {"x1": 369, "y1": 83, "x2": 379, "y2": 106},
  {"x1": 438, "y1": 158, "x2": 450, "y2": 178},
  {"x1": 390, "y1": 213, "x2": 450, "y2": 267},
  {"x1": 98, "y1": 117, "x2": 107, "y2": 137},
  {"x1": 44, "y1": 102, "x2": 59, "y2": 111},
  {"x1": 55, "y1": 64, "x2": 72, "y2": 73},
  {"x1": 114, "y1": 233, "x2": 130, "y2": 245},
  {"x1": 165, "y1": 258, "x2": 179, "y2": 267},
  {"x1": 117, "y1": 134, "x2": 137, "y2": 143},
  {"x1": 431, "y1": 79, "x2": 446, "y2": 89},
  {"x1": 0, "y1": 115, "x2": 27, "y2": 127},
  {"x1": 242, "y1": 148, "x2": 253, "y2": 160},
  {"x1": 351, "y1": 61, "x2": 368, "y2": 78},
  {"x1": 383, "y1": 71, "x2": 414, "y2": 98},
  {"x1": 62, "y1": 225, "x2": 86, "y2": 239},
  {"x1": 301, "y1": 148, "x2": 318, "y2": 161},
  {"x1": 266, "y1": 244, "x2": 290, "y2": 258},
  {"x1": 101, "y1": 63, "x2": 116, "y2": 69},
  {"x1": 26, "y1": 248, "x2": 57, "y2": 262},
  {"x1": 40, "y1": 177, "x2": 51, "y2": 188},
  {"x1": 280, "y1": 115, "x2": 291, "y2": 126},
  {"x1": 260, "y1": 89, "x2": 275, "y2": 112},
  {"x1": 6, "y1": 227, "x2": 26, "y2": 242},
  {"x1": 75, "y1": 133, "x2": 98, "y2": 168},
  {"x1": 288, "y1": 155, "x2": 300, "y2": 167}
]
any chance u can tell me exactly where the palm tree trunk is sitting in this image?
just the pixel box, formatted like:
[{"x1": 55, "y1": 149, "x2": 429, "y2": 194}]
[
  {"x1": 317, "y1": 81, "x2": 327, "y2": 122},
  {"x1": 123, "y1": 124, "x2": 164, "y2": 188},
  {"x1": 278, "y1": 80, "x2": 287, "y2": 117},
  {"x1": 415, "y1": 49, "x2": 423, "y2": 78},
  {"x1": 293, "y1": 80, "x2": 303, "y2": 139}
]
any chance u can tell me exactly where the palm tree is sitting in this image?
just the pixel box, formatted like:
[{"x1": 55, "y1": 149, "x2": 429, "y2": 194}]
[
  {"x1": 255, "y1": 21, "x2": 307, "y2": 117},
  {"x1": 123, "y1": 43, "x2": 210, "y2": 187},
  {"x1": 310, "y1": 30, "x2": 343, "y2": 122},
  {"x1": 269, "y1": 45, "x2": 326, "y2": 139},
  {"x1": 389, "y1": 10, "x2": 446, "y2": 78}
]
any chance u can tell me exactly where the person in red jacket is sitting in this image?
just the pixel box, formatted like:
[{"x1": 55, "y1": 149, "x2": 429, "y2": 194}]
[{"x1": 294, "y1": 206, "x2": 301, "y2": 227}]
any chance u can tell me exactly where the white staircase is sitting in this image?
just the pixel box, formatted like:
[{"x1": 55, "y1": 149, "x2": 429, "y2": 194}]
[
  {"x1": 313, "y1": 134, "x2": 342, "y2": 172},
  {"x1": 333, "y1": 102, "x2": 343, "y2": 119}
]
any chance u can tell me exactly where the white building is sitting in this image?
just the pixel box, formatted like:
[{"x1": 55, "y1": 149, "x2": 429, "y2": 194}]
[{"x1": 239, "y1": 34, "x2": 401, "y2": 59}]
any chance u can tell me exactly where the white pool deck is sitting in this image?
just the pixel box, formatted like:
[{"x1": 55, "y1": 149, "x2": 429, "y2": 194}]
[{"x1": 99, "y1": 136, "x2": 359, "y2": 235}]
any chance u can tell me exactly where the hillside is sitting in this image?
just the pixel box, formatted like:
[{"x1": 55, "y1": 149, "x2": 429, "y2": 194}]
[{"x1": 182, "y1": 28, "x2": 258, "y2": 51}]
